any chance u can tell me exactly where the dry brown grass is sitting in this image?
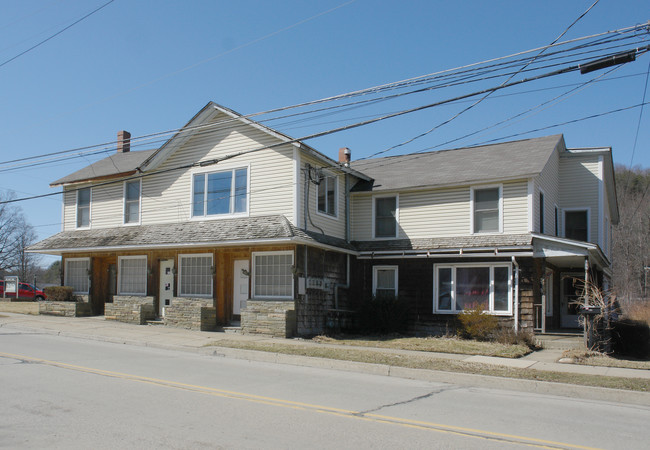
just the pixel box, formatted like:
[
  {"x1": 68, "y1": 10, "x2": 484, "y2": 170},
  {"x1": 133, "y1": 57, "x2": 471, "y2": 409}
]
[
  {"x1": 624, "y1": 300, "x2": 650, "y2": 325},
  {"x1": 312, "y1": 335, "x2": 530, "y2": 359},
  {"x1": 563, "y1": 349, "x2": 650, "y2": 370},
  {"x1": 205, "y1": 339, "x2": 650, "y2": 392}
]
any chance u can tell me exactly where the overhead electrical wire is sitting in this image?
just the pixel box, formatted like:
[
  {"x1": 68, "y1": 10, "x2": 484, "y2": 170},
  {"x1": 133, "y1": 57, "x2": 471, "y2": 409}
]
[
  {"x1": 5, "y1": 42, "x2": 650, "y2": 207},
  {"x1": 2, "y1": 22, "x2": 647, "y2": 171},
  {"x1": 0, "y1": 0, "x2": 115, "y2": 69}
]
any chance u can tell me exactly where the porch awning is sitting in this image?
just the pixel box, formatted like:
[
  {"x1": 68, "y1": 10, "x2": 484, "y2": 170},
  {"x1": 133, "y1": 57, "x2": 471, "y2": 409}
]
[{"x1": 28, "y1": 215, "x2": 355, "y2": 255}]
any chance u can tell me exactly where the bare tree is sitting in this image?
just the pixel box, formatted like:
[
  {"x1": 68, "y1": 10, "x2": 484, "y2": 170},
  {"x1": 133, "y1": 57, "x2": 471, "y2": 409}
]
[
  {"x1": 612, "y1": 165, "x2": 650, "y2": 306},
  {"x1": 13, "y1": 217, "x2": 40, "y2": 282},
  {"x1": 0, "y1": 191, "x2": 23, "y2": 273}
]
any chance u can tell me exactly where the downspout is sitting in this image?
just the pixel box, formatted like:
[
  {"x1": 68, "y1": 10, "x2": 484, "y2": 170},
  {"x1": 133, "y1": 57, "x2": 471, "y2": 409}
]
[{"x1": 512, "y1": 256, "x2": 519, "y2": 332}]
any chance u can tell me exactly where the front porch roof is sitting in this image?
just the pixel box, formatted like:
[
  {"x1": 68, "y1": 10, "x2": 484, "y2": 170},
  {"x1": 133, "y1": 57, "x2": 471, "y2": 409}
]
[
  {"x1": 27, "y1": 215, "x2": 355, "y2": 255},
  {"x1": 354, "y1": 234, "x2": 534, "y2": 258}
]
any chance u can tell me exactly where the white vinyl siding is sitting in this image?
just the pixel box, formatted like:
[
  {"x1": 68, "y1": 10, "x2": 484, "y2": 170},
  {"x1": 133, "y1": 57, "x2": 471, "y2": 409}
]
[
  {"x1": 61, "y1": 113, "x2": 297, "y2": 230},
  {"x1": 64, "y1": 258, "x2": 90, "y2": 294},
  {"x1": 301, "y1": 154, "x2": 345, "y2": 238},
  {"x1": 351, "y1": 180, "x2": 528, "y2": 240},
  {"x1": 118, "y1": 256, "x2": 147, "y2": 295},
  {"x1": 559, "y1": 155, "x2": 600, "y2": 244},
  {"x1": 534, "y1": 147, "x2": 560, "y2": 235}
]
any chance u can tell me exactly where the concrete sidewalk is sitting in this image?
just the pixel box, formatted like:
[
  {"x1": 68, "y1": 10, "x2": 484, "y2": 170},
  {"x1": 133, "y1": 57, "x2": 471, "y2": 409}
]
[{"x1": 1, "y1": 312, "x2": 649, "y2": 405}]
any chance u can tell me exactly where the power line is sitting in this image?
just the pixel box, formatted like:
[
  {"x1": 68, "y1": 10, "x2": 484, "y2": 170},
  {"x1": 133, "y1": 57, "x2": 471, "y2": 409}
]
[
  {"x1": 1, "y1": 24, "x2": 646, "y2": 170},
  {"x1": 0, "y1": 0, "x2": 115, "y2": 69}
]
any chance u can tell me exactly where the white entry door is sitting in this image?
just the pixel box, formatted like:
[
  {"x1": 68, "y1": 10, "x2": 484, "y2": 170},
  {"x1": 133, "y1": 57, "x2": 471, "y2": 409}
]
[
  {"x1": 233, "y1": 260, "x2": 250, "y2": 315},
  {"x1": 159, "y1": 259, "x2": 175, "y2": 317}
]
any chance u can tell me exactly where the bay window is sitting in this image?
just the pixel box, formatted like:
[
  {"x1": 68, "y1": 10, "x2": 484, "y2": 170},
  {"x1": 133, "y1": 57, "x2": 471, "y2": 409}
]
[{"x1": 434, "y1": 263, "x2": 511, "y2": 314}]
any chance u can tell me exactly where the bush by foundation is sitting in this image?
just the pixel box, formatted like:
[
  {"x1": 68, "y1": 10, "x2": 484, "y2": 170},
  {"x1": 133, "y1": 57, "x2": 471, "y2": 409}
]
[{"x1": 43, "y1": 286, "x2": 76, "y2": 302}]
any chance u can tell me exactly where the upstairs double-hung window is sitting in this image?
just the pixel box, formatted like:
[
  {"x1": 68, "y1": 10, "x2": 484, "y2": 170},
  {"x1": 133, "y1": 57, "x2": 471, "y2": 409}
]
[
  {"x1": 472, "y1": 186, "x2": 501, "y2": 233},
  {"x1": 124, "y1": 180, "x2": 141, "y2": 224},
  {"x1": 193, "y1": 168, "x2": 248, "y2": 217},
  {"x1": 76, "y1": 187, "x2": 91, "y2": 228}
]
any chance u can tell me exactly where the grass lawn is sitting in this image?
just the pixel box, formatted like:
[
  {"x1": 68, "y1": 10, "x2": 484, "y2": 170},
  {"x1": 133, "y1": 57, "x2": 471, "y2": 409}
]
[{"x1": 204, "y1": 337, "x2": 650, "y2": 392}]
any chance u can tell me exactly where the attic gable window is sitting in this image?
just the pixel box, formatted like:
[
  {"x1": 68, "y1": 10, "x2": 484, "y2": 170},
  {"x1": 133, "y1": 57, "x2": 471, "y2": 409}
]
[
  {"x1": 124, "y1": 180, "x2": 141, "y2": 224},
  {"x1": 192, "y1": 167, "x2": 248, "y2": 217},
  {"x1": 76, "y1": 187, "x2": 91, "y2": 228},
  {"x1": 317, "y1": 174, "x2": 337, "y2": 216}
]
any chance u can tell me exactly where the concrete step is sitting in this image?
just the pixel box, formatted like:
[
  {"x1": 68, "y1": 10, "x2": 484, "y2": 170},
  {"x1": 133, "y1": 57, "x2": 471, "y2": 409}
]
[
  {"x1": 146, "y1": 319, "x2": 164, "y2": 326},
  {"x1": 223, "y1": 326, "x2": 242, "y2": 334},
  {"x1": 535, "y1": 334, "x2": 584, "y2": 350}
]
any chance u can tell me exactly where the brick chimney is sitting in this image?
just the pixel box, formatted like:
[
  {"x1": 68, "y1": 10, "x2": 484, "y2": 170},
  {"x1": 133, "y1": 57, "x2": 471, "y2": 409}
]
[
  {"x1": 117, "y1": 130, "x2": 131, "y2": 153},
  {"x1": 338, "y1": 147, "x2": 351, "y2": 167}
]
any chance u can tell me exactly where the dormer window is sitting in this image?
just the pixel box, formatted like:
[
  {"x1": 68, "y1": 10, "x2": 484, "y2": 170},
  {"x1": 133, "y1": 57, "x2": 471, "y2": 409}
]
[{"x1": 192, "y1": 168, "x2": 248, "y2": 217}]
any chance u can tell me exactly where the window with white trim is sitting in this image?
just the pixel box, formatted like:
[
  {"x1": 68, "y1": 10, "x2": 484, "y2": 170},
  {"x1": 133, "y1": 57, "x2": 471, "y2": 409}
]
[
  {"x1": 434, "y1": 263, "x2": 512, "y2": 314},
  {"x1": 192, "y1": 167, "x2": 248, "y2": 217},
  {"x1": 372, "y1": 266, "x2": 398, "y2": 299},
  {"x1": 374, "y1": 196, "x2": 398, "y2": 238},
  {"x1": 472, "y1": 186, "x2": 501, "y2": 233},
  {"x1": 564, "y1": 209, "x2": 588, "y2": 242},
  {"x1": 65, "y1": 258, "x2": 90, "y2": 294},
  {"x1": 118, "y1": 256, "x2": 147, "y2": 295},
  {"x1": 317, "y1": 174, "x2": 337, "y2": 216},
  {"x1": 76, "y1": 187, "x2": 91, "y2": 228},
  {"x1": 179, "y1": 254, "x2": 213, "y2": 297},
  {"x1": 124, "y1": 180, "x2": 141, "y2": 224},
  {"x1": 252, "y1": 251, "x2": 293, "y2": 298}
]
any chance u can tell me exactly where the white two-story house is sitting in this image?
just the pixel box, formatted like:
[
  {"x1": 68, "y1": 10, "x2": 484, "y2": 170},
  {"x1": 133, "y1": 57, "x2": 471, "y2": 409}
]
[{"x1": 29, "y1": 102, "x2": 618, "y2": 336}]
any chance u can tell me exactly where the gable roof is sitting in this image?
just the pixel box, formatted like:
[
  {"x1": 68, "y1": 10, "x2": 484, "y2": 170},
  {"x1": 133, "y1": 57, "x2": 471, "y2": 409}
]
[
  {"x1": 350, "y1": 134, "x2": 564, "y2": 192},
  {"x1": 50, "y1": 149, "x2": 157, "y2": 187},
  {"x1": 52, "y1": 101, "x2": 369, "y2": 187}
]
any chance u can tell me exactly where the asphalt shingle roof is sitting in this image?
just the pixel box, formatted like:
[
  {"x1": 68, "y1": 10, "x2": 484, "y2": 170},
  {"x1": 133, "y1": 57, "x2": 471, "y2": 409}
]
[
  {"x1": 28, "y1": 215, "x2": 353, "y2": 252},
  {"x1": 352, "y1": 234, "x2": 533, "y2": 252},
  {"x1": 51, "y1": 149, "x2": 157, "y2": 186},
  {"x1": 350, "y1": 135, "x2": 562, "y2": 192}
]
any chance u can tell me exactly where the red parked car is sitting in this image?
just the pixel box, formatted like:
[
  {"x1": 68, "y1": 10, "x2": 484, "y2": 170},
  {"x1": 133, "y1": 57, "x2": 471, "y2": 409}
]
[{"x1": 0, "y1": 281, "x2": 47, "y2": 301}]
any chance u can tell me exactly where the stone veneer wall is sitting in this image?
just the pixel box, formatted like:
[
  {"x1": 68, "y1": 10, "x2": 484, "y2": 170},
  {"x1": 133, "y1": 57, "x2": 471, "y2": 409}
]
[
  {"x1": 105, "y1": 296, "x2": 156, "y2": 325},
  {"x1": 163, "y1": 298, "x2": 216, "y2": 331},
  {"x1": 241, "y1": 300, "x2": 296, "y2": 338},
  {"x1": 0, "y1": 299, "x2": 39, "y2": 315},
  {"x1": 38, "y1": 301, "x2": 92, "y2": 317}
]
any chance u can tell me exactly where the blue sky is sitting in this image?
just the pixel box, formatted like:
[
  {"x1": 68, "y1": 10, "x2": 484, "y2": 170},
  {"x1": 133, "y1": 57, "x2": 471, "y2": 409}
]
[{"x1": 1, "y1": 0, "x2": 648, "y2": 266}]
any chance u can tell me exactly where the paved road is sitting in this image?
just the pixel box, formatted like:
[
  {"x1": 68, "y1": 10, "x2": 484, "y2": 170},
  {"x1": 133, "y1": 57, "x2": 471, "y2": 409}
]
[{"x1": 1, "y1": 328, "x2": 648, "y2": 449}]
